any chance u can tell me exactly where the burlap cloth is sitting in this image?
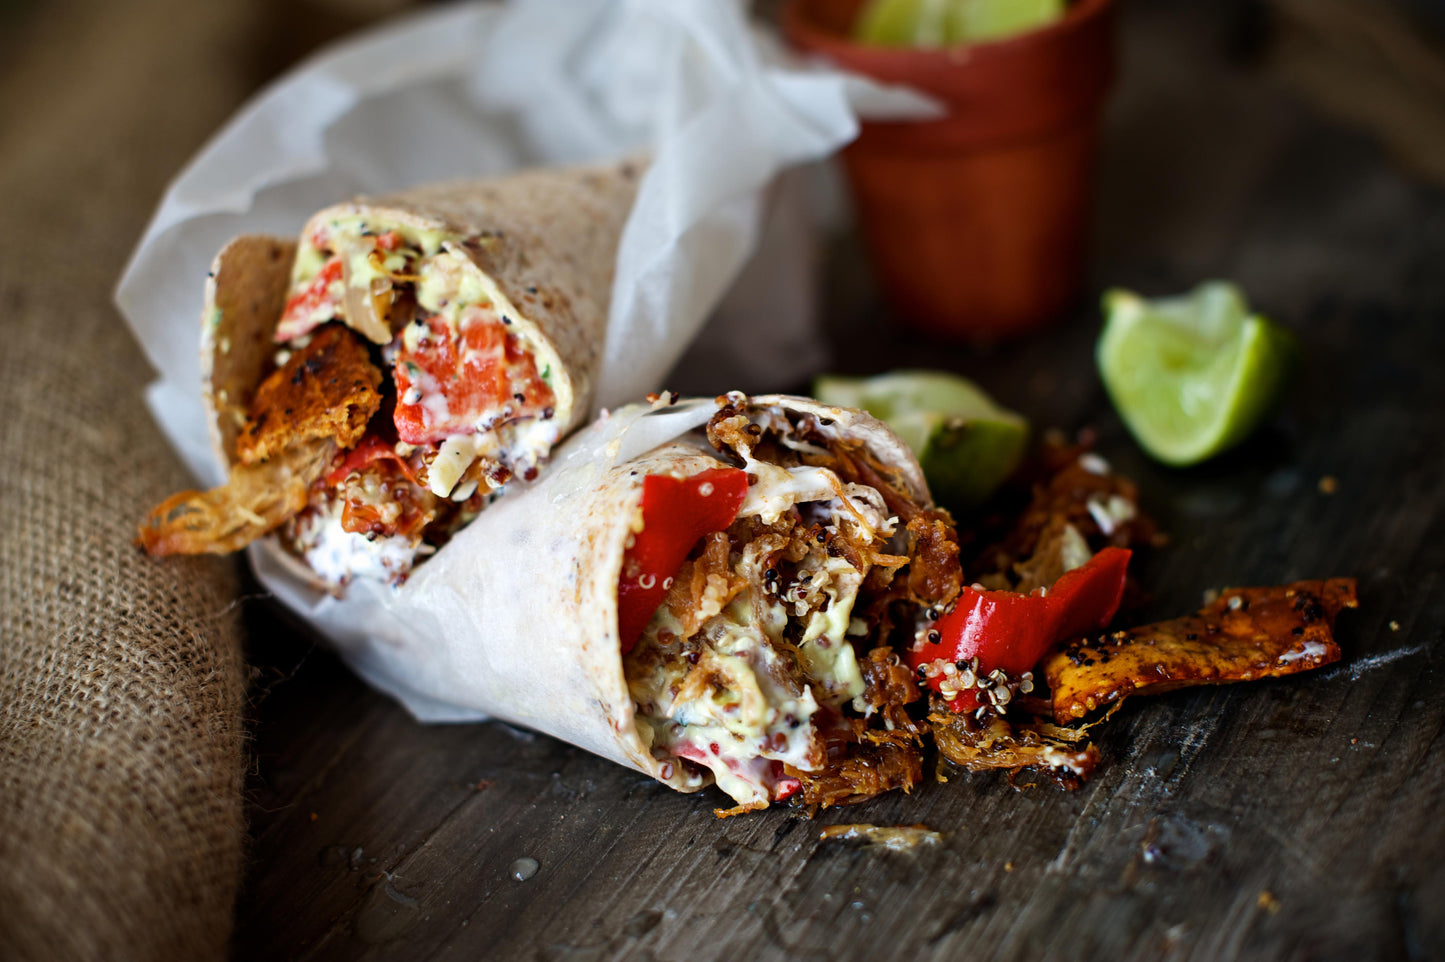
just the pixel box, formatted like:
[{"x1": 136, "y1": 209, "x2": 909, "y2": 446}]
[{"x1": 0, "y1": 1, "x2": 406, "y2": 957}]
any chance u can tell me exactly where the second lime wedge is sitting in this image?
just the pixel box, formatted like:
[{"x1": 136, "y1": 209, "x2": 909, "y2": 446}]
[
  {"x1": 814, "y1": 370, "x2": 1028, "y2": 510},
  {"x1": 854, "y1": 0, "x2": 1065, "y2": 47},
  {"x1": 1097, "y1": 282, "x2": 1298, "y2": 467}
]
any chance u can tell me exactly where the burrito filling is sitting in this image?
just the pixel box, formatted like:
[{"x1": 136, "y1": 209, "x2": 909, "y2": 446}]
[
  {"x1": 140, "y1": 217, "x2": 569, "y2": 589},
  {"x1": 623, "y1": 400, "x2": 964, "y2": 812}
]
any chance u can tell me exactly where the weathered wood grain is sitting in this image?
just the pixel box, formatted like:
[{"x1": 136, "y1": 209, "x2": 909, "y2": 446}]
[{"x1": 229, "y1": 2, "x2": 1445, "y2": 960}]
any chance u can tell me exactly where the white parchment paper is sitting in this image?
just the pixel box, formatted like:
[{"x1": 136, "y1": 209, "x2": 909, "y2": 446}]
[{"x1": 115, "y1": 0, "x2": 935, "y2": 722}]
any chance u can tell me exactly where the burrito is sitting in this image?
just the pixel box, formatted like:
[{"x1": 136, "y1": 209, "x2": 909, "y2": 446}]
[
  {"x1": 296, "y1": 392, "x2": 964, "y2": 813},
  {"x1": 138, "y1": 159, "x2": 642, "y2": 587}
]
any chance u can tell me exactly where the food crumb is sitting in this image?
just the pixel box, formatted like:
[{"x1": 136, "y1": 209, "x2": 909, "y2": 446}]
[
  {"x1": 1004, "y1": 861, "x2": 1014, "y2": 872},
  {"x1": 309, "y1": 812, "x2": 318, "y2": 822},
  {"x1": 1318, "y1": 476, "x2": 1338, "y2": 495},
  {"x1": 818, "y1": 824, "x2": 943, "y2": 852},
  {"x1": 1257, "y1": 891, "x2": 1281, "y2": 914},
  {"x1": 1389, "y1": 620, "x2": 1400, "y2": 632}
]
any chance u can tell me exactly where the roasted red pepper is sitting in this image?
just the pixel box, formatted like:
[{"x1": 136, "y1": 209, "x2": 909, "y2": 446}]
[
  {"x1": 908, "y1": 547, "x2": 1131, "y2": 712},
  {"x1": 325, "y1": 434, "x2": 424, "y2": 490},
  {"x1": 276, "y1": 257, "x2": 343, "y2": 342},
  {"x1": 392, "y1": 310, "x2": 554, "y2": 446},
  {"x1": 617, "y1": 468, "x2": 749, "y2": 654}
]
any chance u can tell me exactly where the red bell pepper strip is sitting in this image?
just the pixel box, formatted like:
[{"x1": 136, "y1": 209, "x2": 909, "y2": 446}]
[
  {"x1": 276, "y1": 257, "x2": 343, "y2": 342},
  {"x1": 325, "y1": 434, "x2": 424, "y2": 490},
  {"x1": 617, "y1": 468, "x2": 749, "y2": 655},
  {"x1": 275, "y1": 231, "x2": 405, "y2": 342},
  {"x1": 907, "y1": 547, "x2": 1131, "y2": 712}
]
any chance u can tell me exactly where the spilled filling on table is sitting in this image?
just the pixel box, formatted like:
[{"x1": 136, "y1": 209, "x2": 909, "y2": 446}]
[{"x1": 624, "y1": 414, "x2": 1355, "y2": 813}]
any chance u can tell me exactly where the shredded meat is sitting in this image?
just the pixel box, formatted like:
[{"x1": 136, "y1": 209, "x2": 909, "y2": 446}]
[
  {"x1": 818, "y1": 438, "x2": 927, "y2": 524},
  {"x1": 930, "y1": 708, "x2": 1098, "y2": 788},
  {"x1": 1043, "y1": 578, "x2": 1356, "y2": 722},
  {"x1": 705, "y1": 408, "x2": 754, "y2": 461},
  {"x1": 786, "y1": 649, "x2": 926, "y2": 809},
  {"x1": 137, "y1": 438, "x2": 335, "y2": 556},
  {"x1": 906, "y1": 510, "x2": 962, "y2": 608},
  {"x1": 857, "y1": 647, "x2": 924, "y2": 730},
  {"x1": 787, "y1": 730, "x2": 924, "y2": 810},
  {"x1": 662, "y1": 531, "x2": 747, "y2": 638},
  {"x1": 967, "y1": 444, "x2": 1160, "y2": 589},
  {"x1": 236, "y1": 324, "x2": 382, "y2": 465},
  {"x1": 706, "y1": 403, "x2": 928, "y2": 523}
]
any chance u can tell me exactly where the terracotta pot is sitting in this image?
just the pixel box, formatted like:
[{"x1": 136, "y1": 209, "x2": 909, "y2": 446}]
[{"x1": 783, "y1": 0, "x2": 1116, "y2": 342}]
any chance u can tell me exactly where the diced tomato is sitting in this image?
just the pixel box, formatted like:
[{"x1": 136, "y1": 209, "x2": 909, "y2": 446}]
[
  {"x1": 375, "y1": 230, "x2": 403, "y2": 251},
  {"x1": 392, "y1": 307, "x2": 554, "y2": 446},
  {"x1": 276, "y1": 257, "x2": 343, "y2": 342},
  {"x1": 616, "y1": 468, "x2": 750, "y2": 654}
]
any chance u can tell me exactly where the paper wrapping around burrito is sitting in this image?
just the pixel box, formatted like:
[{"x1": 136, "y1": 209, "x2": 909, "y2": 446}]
[
  {"x1": 203, "y1": 158, "x2": 642, "y2": 468},
  {"x1": 253, "y1": 395, "x2": 929, "y2": 791}
]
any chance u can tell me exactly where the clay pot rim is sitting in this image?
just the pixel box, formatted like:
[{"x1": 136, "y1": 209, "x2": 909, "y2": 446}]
[{"x1": 781, "y1": 0, "x2": 1115, "y2": 69}]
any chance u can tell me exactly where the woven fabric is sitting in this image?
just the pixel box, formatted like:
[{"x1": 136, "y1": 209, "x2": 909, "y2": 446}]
[{"x1": 0, "y1": 0, "x2": 261, "y2": 957}]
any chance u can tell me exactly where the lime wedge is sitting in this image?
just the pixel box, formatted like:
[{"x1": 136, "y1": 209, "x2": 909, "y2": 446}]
[
  {"x1": 814, "y1": 370, "x2": 1029, "y2": 510},
  {"x1": 1097, "y1": 282, "x2": 1298, "y2": 467},
  {"x1": 855, "y1": 0, "x2": 950, "y2": 47},
  {"x1": 855, "y1": 0, "x2": 1065, "y2": 46},
  {"x1": 958, "y1": 0, "x2": 1065, "y2": 42}
]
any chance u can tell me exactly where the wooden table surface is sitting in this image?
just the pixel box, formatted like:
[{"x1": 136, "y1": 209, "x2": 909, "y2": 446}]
[{"x1": 97, "y1": 1, "x2": 1436, "y2": 959}]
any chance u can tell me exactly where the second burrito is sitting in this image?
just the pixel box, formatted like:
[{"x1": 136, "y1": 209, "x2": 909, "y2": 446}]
[{"x1": 139, "y1": 159, "x2": 642, "y2": 587}]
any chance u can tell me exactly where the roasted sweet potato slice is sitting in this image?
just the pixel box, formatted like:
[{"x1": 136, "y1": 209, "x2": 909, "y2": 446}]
[
  {"x1": 1043, "y1": 578, "x2": 1357, "y2": 721},
  {"x1": 235, "y1": 324, "x2": 382, "y2": 466}
]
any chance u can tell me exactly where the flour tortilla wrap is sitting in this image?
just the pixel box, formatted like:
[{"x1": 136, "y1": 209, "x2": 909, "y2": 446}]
[
  {"x1": 253, "y1": 395, "x2": 930, "y2": 791},
  {"x1": 201, "y1": 158, "x2": 643, "y2": 473}
]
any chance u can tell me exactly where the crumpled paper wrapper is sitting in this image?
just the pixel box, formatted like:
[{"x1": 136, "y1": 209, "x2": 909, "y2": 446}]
[
  {"x1": 116, "y1": 0, "x2": 934, "y2": 722},
  {"x1": 118, "y1": 0, "x2": 933, "y2": 487}
]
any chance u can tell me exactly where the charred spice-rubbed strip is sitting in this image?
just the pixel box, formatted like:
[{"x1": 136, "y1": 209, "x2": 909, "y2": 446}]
[
  {"x1": 1043, "y1": 578, "x2": 1357, "y2": 722},
  {"x1": 137, "y1": 328, "x2": 382, "y2": 556}
]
